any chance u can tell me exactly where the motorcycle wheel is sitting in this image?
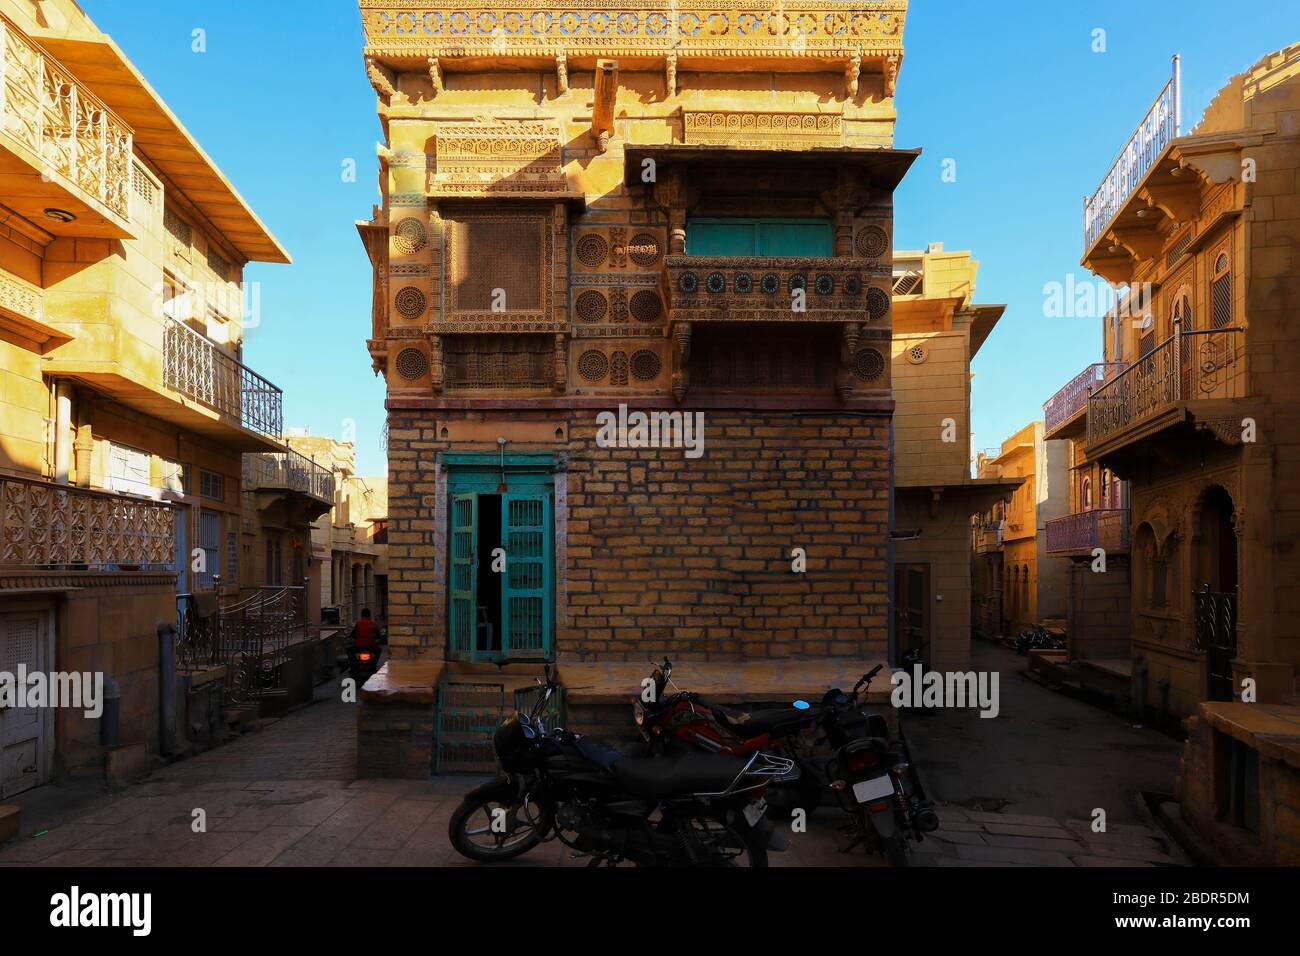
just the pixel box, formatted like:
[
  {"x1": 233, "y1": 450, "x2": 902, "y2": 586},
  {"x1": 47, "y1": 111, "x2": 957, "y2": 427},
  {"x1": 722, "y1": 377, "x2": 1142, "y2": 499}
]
[
  {"x1": 884, "y1": 830, "x2": 909, "y2": 867},
  {"x1": 448, "y1": 779, "x2": 548, "y2": 863}
]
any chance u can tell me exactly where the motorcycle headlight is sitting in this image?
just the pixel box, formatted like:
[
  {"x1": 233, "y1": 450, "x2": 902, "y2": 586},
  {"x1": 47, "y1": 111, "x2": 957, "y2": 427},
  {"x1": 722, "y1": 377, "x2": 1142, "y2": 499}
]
[{"x1": 633, "y1": 701, "x2": 646, "y2": 726}]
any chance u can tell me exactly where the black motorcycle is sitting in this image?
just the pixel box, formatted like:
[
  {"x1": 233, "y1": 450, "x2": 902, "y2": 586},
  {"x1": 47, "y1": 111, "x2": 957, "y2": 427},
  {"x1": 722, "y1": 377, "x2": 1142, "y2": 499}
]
[
  {"x1": 448, "y1": 666, "x2": 790, "y2": 867},
  {"x1": 818, "y1": 665, "x2": 939, "y2": 866}
]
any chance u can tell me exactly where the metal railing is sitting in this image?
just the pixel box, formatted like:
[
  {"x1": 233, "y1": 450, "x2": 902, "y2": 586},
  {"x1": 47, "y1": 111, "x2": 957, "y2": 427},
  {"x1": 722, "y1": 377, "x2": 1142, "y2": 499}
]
[
  {"x1": 0, "y1": 473, "x2": 175, "y2": 569},
  {"x1": 1083, "y1": 56, "x2": 1180, "y2": 251},
  {"x1": 175, "y1": 584, "x2": 308, "y2": 708},
  {"x1": 1044, "y1": 362, "x2": 1124, "y2": 434},
  {"x1": 1045, "y1": 508, "x2": 1130, "y2": 555},
  {"x1": 1087, "y1": 324, "x2": 1244, "y2": 447},
  {"x1": 0, "y1": 15, "x2": 133, "y2": 221},
  {"x1": 242, "y1": 449, "x2": 335, "y2": 504},
  {"x1": 163, "y1": 316, "x2": 283, "y2": 440}
]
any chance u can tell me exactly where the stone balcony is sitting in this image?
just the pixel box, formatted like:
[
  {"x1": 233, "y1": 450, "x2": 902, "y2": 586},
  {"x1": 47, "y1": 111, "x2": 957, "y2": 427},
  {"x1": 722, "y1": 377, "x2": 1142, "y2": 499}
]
[
  {"x1": 1043, "y1": 362, "x2": 1124, "y2": 441},
  {"x1": 162, "y1": 316, "x2": 284, "y2": 447},
  {"x1": 664, "y1": 255, "x2": 885, "y2": 325},
  {"x1": 0, "y1": 473, "x2": 176, "y2": 570},
  {"x1": 1085, "y1": 324, "x2": 1246, "y2": 456},
  {"x1": 0, "y1": 14, "x2": 134, "y2": 238},
  {"x1": 1044, "y1": 508, "x2": 1130, "y2": 556},
  {"x1": 242, "y1": 449, "x2": 335, "y2": 519}
]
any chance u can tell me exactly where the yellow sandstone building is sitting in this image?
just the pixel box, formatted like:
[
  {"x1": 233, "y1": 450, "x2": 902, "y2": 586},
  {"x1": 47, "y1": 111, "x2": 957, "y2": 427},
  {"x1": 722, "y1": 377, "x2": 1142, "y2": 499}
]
[
  {"x1": 1051, "y1": 45, "x2": 1300, "y2": 863},
  {"x1": 354, "y1": 0, "x2": 934, "y2": 774},
  {"x1": 0, "y1": 0, "x2": 322, "y2": 795}
]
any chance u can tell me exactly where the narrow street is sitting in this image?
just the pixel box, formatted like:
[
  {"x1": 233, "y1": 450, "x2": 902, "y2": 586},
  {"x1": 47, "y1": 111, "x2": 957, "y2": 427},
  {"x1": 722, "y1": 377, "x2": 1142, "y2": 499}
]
[
  {"x1": 906, "y1": 640, "x2": 1187, "y2": 866},
  {"x1": 0, "y1": 643, "x2": 1187, "y2": 868}
]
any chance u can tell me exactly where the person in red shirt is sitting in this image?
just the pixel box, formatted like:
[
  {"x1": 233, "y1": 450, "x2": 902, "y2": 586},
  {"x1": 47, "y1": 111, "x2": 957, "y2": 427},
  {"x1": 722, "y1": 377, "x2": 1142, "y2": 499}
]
[{"x1": 353, "y1": 608, "x2": 379, "y2": 648}]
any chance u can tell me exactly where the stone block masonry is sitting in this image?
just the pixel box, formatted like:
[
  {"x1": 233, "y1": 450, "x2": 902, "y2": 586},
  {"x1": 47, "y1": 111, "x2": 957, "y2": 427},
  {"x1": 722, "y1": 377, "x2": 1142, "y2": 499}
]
[{"x1": 384, "y1": 407, "x2": 892, "y2": 663}]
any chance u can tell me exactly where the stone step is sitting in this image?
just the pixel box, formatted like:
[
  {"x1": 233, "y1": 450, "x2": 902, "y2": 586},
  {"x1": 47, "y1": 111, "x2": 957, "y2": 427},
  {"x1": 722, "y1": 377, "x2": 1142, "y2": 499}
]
[{"x1": 0, "y1": 804, "x2": 19, "y2": 845}]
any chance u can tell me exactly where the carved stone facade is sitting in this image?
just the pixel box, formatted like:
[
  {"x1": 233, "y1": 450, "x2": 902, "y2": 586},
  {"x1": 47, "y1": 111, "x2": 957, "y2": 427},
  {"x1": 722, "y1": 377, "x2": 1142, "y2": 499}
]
[{"x1": 355, "y1": 2, "x2": 916, "y2": 771}]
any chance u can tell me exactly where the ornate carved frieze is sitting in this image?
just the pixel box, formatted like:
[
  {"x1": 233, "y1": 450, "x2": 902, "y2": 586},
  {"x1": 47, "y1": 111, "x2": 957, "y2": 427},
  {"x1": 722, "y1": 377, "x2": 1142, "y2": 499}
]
[
  {"x1": 665, "y1": 256, "x2": 885, "y2": 324},
  {"x1": 682, "y1": 111, "x2": 844, "y2": 150},
  {"x1": 430, "y1": 123, "x2": 568, "y2": 197},
  {"x1": 360, "y1": 3, "x2": 908, "y2": 61},
  {"x1": 0, "y1": 270, "x2": 42, "y2": 323},
  {"x1": 572, "y1": 342, "x2": 668, "y2": 390}
]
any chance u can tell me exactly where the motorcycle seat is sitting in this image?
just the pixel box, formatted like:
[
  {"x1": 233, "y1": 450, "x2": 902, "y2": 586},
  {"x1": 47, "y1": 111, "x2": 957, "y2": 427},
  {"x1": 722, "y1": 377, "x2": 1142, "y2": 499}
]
[
  {"x1": 711, "y1": 704, "x2": 810, "y2": 738},
  {"x1": 613, "y1": 752, "x2": 749, "y2": 799}
]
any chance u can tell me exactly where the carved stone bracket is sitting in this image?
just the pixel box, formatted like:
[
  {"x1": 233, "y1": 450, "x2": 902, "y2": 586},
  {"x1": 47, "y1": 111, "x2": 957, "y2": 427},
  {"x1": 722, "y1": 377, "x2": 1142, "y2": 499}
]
[
  {"x1": 365, "y1": 55, "x2": 396, "y2": 102},
  {"x1": 885, "y1": 55, "x2": 900, "y2": 97},
  {"x1": 845, "y1": 51, "x2": 862, "y2": 97},
  {"x1": 428, "y1": 57, "x2": 442, "y2": 96},
  {"x1": 1195, "y1": 418, "x2": 1245, "y2": 447},
  {"x1": 666, "y1": 52, "x2": 678, "y2": 97},
  {"x1": 556, "y1": 51, "x2": 569, "y2": 94}
]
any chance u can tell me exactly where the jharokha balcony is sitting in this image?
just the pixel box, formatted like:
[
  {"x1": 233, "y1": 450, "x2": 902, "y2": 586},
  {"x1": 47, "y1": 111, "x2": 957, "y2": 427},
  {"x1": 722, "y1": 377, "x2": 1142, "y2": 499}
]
[
  {"x1": 1043, "y1": 362, "x2": 1124, "y2": 440},
  {"x1": 1085, "y1": 323, "x2": 1246, "y2": 454},
  {"x1": 0, "y1": 14, "x2": 134, "y2": 238},
  {"x1": 1045, "y1": 509, "x2": 1131, "y2": 557},
  {"x1": 242, "y1": 449, "x2": 335, "y2": 517},
  {"x1": 665, "y1": 257, "x2": 881, "y2": 325}
]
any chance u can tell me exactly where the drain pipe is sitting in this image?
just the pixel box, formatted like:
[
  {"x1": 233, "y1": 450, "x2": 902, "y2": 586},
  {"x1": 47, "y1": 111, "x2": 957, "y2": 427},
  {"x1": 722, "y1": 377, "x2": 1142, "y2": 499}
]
[
  {"x1": 54, "y1": 381, "x2": 72, "y2": 484},
  {"x1": 157, "y1": 622, "x2": 178, "y2": 756}
]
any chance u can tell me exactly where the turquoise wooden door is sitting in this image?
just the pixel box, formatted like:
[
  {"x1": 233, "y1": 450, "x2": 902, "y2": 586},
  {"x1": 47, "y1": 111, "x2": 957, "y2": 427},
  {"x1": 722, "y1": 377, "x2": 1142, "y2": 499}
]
[
  {"x1": 449, "y1": 493, "x2": 477, "y2": 659},
  {"x1": 686, "y1": 218, "x2": 833, "y2": 257},
  {"x1": 501, "y1": 494, "x2": 551, "y2": 659}
]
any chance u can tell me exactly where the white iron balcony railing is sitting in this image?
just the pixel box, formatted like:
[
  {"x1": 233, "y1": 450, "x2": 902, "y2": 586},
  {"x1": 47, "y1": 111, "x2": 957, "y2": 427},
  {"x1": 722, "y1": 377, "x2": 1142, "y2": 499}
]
[
  {"x1": 1087, "y1": 323, "x2": 1245, "y2": 448},
  {"x1": 163, "y1": 316, "x2": 283, "y2": 440},
  {"x1": 1043, "y1": 362, "x2": 1124, "y2": 434},
  {"x1": 1045, "y1": 508, "x2": 1130, "y2": 555},
  {"x1": 1083, "y1": 56, "x2": 1180, "y2": 253},
  {"x1": 0, "y1": 15, "x2": 132, "y2": 221},
  {"x1": 243, "y1": 449, "x2": 335, "y2": 504},
  {"x1": 0, "y1": 473, "x2": 176, "y2": 570}
]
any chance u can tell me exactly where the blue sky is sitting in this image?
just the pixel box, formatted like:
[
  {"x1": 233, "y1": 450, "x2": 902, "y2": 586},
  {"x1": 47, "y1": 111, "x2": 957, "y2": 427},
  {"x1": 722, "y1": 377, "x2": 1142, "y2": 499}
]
[{"x1": 80, "y1": 1, "x2": 1296, "y2": 474}]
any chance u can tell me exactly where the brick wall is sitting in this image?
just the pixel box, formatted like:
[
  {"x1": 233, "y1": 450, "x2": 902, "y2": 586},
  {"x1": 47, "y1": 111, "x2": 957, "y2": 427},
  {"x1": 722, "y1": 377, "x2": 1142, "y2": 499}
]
[{"x1": 385, "y1": 407, "x2": 891, "y2": 663}]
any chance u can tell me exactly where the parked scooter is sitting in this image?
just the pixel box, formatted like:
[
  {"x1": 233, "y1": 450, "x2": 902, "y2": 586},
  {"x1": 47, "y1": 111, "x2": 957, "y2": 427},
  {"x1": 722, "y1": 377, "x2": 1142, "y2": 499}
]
[{"x1": 448, "y1": 665, "x2": 790, "y2": 867}]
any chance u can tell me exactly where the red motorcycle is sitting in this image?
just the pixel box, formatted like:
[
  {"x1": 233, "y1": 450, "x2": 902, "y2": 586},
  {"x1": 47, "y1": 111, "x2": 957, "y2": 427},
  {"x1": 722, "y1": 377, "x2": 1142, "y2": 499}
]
[
  {"x1": 633, "y1": 659, "x2": 939, "y2": 865},
  {"x1": 632, "y1": 659, "x2": 825, "y2": 814}
]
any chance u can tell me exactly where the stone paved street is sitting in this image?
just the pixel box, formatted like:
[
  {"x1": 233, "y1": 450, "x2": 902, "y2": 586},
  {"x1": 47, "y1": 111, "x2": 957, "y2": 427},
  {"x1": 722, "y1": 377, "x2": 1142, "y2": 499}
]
[
  {"x1": 0, "y1": 681, "x2": 877, "y2": 868},
  {"x1": 0, "y1": 640, "x2": 1190, "y2": 868},
  {"x1": 906, "y1": 640, "x2": 1188, "y2": 867}
]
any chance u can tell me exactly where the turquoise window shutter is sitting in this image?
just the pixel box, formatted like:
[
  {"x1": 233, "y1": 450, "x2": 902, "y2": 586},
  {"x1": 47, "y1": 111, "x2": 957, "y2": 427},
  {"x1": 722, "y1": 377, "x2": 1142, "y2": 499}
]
[
  {"x1": 500, "y1": 493, "x2": 552, "y2": 659},
  {"x1": 449, "y1": 493, "x2": 477, "y2": 660},
  {"x1": 686, "y1": 218, "x2": 832, "y2": 257}
]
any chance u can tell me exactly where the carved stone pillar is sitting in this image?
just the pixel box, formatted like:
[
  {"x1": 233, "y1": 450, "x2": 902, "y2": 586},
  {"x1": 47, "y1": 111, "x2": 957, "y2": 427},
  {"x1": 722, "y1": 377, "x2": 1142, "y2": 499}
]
[
  {"x1": 554, "y1": 333, "x2": 568, "y2": 394},
  {"x1": 837, "y1": 322, "x2": 861, "y2": 401},
  {"x1": 671, "y1": 322, "x2": 692, "y2": 403},
  {"x1": 430, "y1": 334, "x2": 444, "y2": 395}
]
